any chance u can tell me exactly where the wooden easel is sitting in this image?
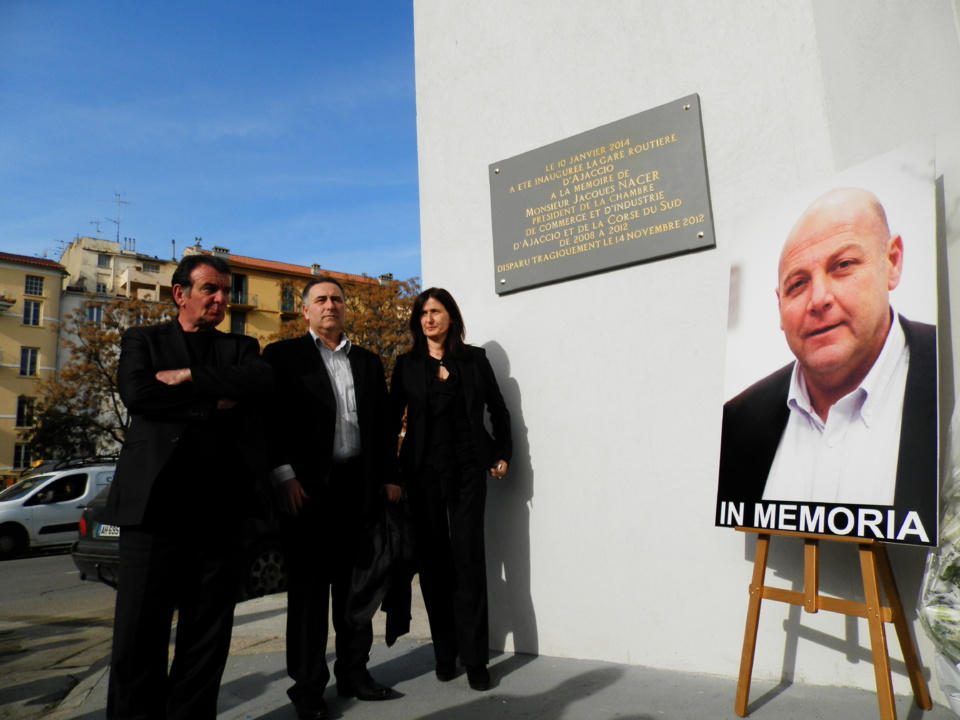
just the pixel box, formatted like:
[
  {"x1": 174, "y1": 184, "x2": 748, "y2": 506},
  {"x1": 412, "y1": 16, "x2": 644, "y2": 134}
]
[{"x1": 735, "y1": 528, "x2": 932, "y2": 720}]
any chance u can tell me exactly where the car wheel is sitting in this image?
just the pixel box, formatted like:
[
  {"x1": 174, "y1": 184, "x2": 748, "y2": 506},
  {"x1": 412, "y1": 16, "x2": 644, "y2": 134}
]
[
  {"x1": 241, "y1": 539, "x2": 287, "y2": 600},
  {"x1": 0, "y1": 524, "x2": 27, "y2": 558}
]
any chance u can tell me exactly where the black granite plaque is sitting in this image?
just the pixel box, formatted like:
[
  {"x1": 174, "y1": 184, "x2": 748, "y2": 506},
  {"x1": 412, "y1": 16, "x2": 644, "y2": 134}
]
[{"x1": 489, "y1": 94, "x2": 715, "y2": 294}]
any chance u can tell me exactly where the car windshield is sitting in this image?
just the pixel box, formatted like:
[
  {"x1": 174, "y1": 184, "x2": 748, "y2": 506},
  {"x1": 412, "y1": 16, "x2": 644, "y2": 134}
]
[{"x1": 0, "y1": 475, "x2": 52, "y2": 502}]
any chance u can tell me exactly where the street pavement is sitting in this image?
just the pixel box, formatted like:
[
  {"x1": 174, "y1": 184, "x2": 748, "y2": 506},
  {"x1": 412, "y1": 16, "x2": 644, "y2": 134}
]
[
  {"x1": 38, "y1": 583, "x2": 960, "y2": 720},
  {"x1": 0, "y1": 551, "x2": 115, "y2": 720}
]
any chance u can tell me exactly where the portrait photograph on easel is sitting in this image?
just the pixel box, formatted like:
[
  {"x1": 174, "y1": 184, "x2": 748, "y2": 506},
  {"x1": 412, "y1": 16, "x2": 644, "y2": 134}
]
[{"x1": 716, "y1": 143, "x2": 940, "y2": 547}]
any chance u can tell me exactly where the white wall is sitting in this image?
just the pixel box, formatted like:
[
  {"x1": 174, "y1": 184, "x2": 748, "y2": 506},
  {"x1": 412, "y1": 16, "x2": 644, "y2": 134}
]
[{"x1": 414, "y1": 0, "x2": 960, "y2": 700}]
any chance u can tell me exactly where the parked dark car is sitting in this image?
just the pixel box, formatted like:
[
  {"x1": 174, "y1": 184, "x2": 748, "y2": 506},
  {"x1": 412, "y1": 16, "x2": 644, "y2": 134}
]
[{"x1": 72, "y1": 488, "x2": 288, "y2": 601}]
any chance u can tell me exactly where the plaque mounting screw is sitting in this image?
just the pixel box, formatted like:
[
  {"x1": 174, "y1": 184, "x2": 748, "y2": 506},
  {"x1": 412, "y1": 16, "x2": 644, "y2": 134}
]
[
  {"x1": 697, "y1": 232, "x2": 704, "y2": 238},
  {"x1": 494, "y1": 168, "x2": 500, "y2": 174},
  {"x1": 500, "y1": 278, "x2": 506, "y2": 285},
  {"x1": 683, "y1": 104, "x2": 691, "y2": 110}
]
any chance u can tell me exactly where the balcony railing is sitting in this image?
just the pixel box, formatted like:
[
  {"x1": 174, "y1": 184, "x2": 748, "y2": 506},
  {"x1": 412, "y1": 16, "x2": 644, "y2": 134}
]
[{"x1": 230, "y1": 293, "x2": 258, "y2": 308}]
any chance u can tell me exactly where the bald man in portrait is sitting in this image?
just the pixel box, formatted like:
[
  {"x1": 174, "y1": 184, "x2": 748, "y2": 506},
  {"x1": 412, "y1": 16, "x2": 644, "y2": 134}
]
[{"x1": 717, "y1": 188, "x2": 936, "y2": 528}]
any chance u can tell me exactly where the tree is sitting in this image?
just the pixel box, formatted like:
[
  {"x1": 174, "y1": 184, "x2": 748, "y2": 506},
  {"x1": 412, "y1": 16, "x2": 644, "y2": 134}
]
[
  {"x1": 266, "y1": 277, "x2": 420, "y2": 379},
  {"x1": 345, "y1": 277, "x2": 419, "y2": 379},
  {"x1": 24, "y1": 295, "x2": 176, "y2": 459}
]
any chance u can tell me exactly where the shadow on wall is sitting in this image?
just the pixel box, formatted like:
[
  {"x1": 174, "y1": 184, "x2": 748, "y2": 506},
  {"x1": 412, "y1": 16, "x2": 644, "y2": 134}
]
[{"x1": 482, "y1": 341, "x2": 539, "y2": 656}]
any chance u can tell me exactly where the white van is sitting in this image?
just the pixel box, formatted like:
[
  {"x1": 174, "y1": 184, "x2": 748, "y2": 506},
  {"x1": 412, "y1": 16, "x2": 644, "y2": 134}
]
[{"x1": 0, "y1": 459, "x2": 116, "y2": 557}]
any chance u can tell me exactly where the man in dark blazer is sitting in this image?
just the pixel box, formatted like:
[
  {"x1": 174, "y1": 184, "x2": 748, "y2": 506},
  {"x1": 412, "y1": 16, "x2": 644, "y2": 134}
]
[
  {"x1": 263, "y1": 276, "x2": 397, "y2": 720},
  {"x1": 718, "y1": 188, "x2": 937, "y2": 534},
  {"x1": 105, "y1": 254, "x2": 273, "y2": 720}
]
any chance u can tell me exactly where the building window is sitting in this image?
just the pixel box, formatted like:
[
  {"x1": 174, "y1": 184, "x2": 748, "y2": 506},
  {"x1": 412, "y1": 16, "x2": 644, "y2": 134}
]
[
  {"x1": 22, "y1": 300, "x2": 41, "y2": 326},
  {"x1": 19, "y1": 347, "x2": 38, "y2": 376},
  {"x1": 15, "y1": 397, "x2": 35, "y2": 427},
  {"x1": 142, "y1": 262, "x2": 159, "y2": 273},
  {"x1": 230, "y1": 312, "x2": 245, "y2": 335},
  {"x1": 281, "y1": 285, "x2": 297, "y2": 312},
  {"x1": 231, "y1": 273, "x2": 248, "y2": 304},
  {"x1": 96, "y1": 282, "x2": 107, "y2": 294},
  {"x1": 97, "y1": 254, "x2": 111, "y2": 268},
  {"x1": 13, "y1": 444, "x2": 34, "y2": 470},
  {"x1": 24, "y1": 275, "x2": 44, "y2": 296},
  {"x1": 87, "y1": 304, "x2": 103, "y2": 323}
]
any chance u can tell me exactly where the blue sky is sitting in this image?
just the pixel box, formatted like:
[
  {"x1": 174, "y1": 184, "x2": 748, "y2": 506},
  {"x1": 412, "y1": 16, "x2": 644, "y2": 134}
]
[{"x1": 0, "y1": 1, "x2": 421, "y2": 281}]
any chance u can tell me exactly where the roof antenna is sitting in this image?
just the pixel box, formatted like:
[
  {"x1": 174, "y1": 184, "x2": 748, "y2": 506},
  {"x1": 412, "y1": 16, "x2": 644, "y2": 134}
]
[{"x1": 105, "y1": 191, "x2": 130, "y2": 244}]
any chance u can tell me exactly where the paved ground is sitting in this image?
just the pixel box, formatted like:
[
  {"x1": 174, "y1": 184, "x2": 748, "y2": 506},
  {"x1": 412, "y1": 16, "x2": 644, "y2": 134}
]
[
  {"x1": 0, "y1": 551, "x2": 116, "y2": 720},
  {"x1": 39, "y1": 587, "x2": 960, "y2": 720}
]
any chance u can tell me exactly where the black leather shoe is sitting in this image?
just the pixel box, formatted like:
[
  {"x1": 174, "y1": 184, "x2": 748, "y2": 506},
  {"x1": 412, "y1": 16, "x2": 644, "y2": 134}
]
[
  {"x1": 435, "y1": 659, "x2": 456, "y2": 682},
  {"x1": 337, "y1": 678, "x2": 393, "y2": 700},
  {"x1": 292, "y1": 696, "x2": 329, "y2": 720},
  {"x1": 466, "y1": 664, "x2": 490, "y2": 691}
]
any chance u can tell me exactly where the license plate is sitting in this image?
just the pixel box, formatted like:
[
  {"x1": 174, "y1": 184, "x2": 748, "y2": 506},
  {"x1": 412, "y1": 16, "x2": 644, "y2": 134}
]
[{"x1": 96, "y1": 523, "x2": 121, "y2": 538}]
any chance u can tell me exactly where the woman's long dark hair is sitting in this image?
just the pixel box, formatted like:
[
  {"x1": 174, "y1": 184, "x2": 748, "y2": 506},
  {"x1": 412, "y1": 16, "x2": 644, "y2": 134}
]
[{"x1": 410, "y1": 287, "x2": 467, "y2": 357}]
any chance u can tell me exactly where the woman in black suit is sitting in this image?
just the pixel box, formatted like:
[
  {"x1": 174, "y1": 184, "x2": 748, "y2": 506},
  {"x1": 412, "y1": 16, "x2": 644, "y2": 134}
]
[{"x1": 390, "y1": 288, "x2": 511, "y2": 692}]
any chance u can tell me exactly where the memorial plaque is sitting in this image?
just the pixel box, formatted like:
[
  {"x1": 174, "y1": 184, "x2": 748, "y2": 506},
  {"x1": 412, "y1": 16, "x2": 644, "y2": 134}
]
[{"x1": 489, "y1": 94, "x2": 715, "y2": 294}]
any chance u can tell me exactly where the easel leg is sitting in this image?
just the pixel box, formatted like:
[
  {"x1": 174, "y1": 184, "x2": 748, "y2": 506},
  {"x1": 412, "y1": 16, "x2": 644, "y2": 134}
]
[
  {"x1": 860, "y1": 544, "x2": 897, "y2": 720},
  {"x1": 735, "y1": 534, "x2": 770, "y2": 717},
  {"x1": 803, "y1": 538, "x2": 819, "y2": 612},
  {"x1": 874, "y1": 544, "x2": 932, "y2": 709}
]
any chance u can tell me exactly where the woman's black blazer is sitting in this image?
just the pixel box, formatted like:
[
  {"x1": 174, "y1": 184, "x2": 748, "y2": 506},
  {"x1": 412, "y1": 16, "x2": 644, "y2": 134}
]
[{"x1": 391, "y1": 346, "x2": 512, "y2": 480}]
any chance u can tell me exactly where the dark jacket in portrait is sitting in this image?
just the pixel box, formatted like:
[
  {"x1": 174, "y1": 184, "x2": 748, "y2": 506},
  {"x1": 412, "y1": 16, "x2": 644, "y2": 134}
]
[{"x1": 717, "y1": 316, "x2": 937, "y2": 527}]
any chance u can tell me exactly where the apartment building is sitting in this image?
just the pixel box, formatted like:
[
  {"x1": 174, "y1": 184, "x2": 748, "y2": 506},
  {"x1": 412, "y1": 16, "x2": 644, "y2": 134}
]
[
  {"x1": 58, "y1": 236, "x2": 177, "y2": 326},
  {"x1": 0, "y1": 252, "x2": 67, "y2": 478},
  {"x1": 59, "y1": 237, "x2": 386, "y2": 343}
]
